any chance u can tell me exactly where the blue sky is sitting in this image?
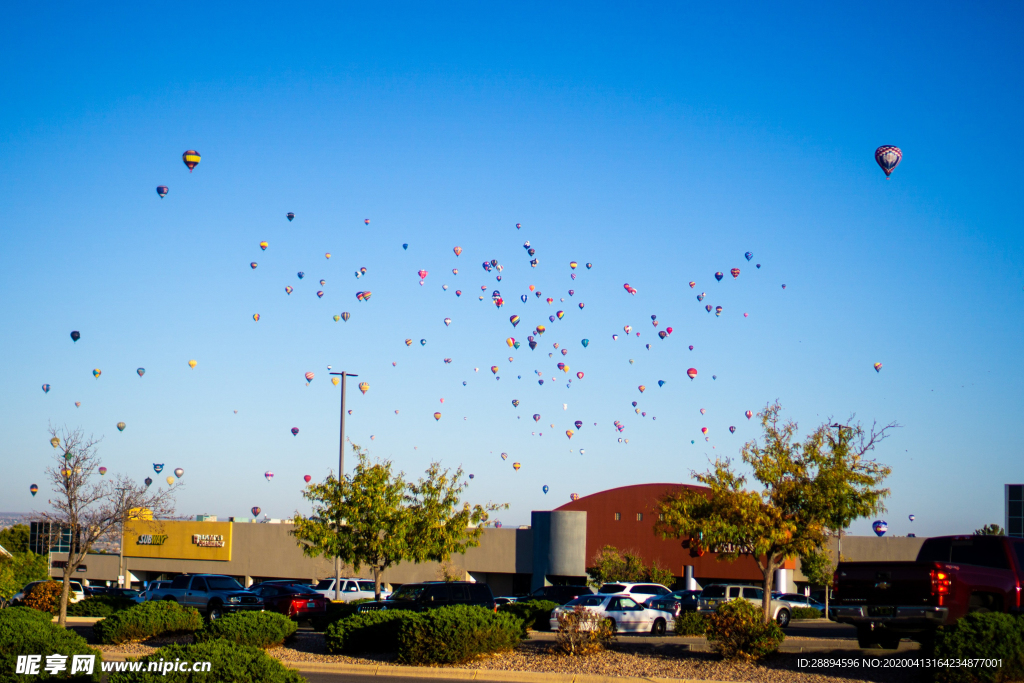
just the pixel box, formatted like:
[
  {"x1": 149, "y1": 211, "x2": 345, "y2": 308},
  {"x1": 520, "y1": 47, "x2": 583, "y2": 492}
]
[{"x1": 2, "y1": 2, "x2": 1022, "y2": 536}]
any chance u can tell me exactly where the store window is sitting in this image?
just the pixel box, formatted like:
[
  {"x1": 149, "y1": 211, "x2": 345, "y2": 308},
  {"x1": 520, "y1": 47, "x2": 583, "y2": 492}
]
[{"x1": 614, "y1": 512, "x2": 621, "y2": 521}]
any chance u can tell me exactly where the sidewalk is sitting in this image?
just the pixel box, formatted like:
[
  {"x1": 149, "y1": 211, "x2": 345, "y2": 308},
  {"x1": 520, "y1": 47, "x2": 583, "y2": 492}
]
[{"x1": 282, "y1": 662, "x2": 709, "y2": 683}]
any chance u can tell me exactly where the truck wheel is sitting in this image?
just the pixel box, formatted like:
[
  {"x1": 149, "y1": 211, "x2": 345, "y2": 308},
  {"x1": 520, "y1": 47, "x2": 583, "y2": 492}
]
[
  {"x1": 208, "y1": 602, "x2": 223, "y2": 621},
  {"x1": 776, "y1": 609, "x2": 790, "y2": 627},
  {"x1": 651, "y1": 618, "x2": 666, "y2": 636}
]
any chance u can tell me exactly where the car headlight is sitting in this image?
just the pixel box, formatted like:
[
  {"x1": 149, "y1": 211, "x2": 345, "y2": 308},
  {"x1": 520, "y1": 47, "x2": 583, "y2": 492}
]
[{"x1": 229, "y1": 596, "x2": 240, "y2": 603}]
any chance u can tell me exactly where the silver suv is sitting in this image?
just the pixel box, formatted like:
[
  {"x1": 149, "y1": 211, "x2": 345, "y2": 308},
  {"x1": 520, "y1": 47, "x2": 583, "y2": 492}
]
[
  {"x1": 314, "y1": 578, "x2": 391, "y2": 602},
  {"x1": 697, "y1": 584, "x2": 791, "y2": 626}
]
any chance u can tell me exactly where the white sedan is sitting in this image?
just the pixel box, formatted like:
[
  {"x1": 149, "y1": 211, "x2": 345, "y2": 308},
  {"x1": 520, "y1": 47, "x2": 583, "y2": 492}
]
[{"x1": 549, "y1": 593, "x2": 674, "y2": 635}]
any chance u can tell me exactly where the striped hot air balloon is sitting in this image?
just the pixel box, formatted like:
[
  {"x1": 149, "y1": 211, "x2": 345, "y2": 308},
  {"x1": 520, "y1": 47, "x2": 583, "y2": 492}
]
[
  {"x1": 874, "y1": 145, "x2": 902, "y2": 178},
  {"x1": 182, "y1": 150, "x2": 201, "y2": 172}
]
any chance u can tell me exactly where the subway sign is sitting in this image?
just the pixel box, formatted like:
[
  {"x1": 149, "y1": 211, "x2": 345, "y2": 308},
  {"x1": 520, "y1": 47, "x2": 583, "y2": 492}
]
[{"x1": 136, "y1": 535, "x2": 168, "y2": 546}]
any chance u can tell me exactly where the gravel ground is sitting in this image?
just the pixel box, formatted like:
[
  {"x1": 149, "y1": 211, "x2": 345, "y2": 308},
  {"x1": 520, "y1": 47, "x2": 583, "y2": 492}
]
[{"x1": 83, "y1": 626, "x2": 930, "y2": 683}]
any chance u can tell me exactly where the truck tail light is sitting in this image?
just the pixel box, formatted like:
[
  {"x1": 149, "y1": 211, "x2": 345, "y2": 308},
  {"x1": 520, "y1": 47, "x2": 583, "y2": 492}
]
[
  {"x1": 1016, "y1": 578, "x2": 1021, "y2": 611},
  {"x1": 931, "y1": 569, "x2": 951, "y2": 602}
]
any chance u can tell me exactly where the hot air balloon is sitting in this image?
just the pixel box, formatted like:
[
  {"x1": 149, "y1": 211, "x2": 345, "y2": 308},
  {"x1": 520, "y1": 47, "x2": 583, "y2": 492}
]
[
  {"x1": 364, "y1": 219, "x2": 370, "y2": 225},
  {"x1": 490, "y1": 366, "x2": 499, "y2": 375},
  {"x1": 745, "y1": 251, "x2": 753, "y2": 261},
  {"x1": 188, "y1": 360, "x2": 197, "y2": 369},
  {"x1": 182, "y1": 150, "x2": 201, "y2": 171},
  {"x1": 153, "y1": 464, "x2": 164, "y2": 473},
  {"x1": 433, "y1": 412, "x2": 442, "y2": 421},
  {"x1": 340, "y1": 311, "x2": 351, "y2": 322},
  {"x1": 41, "y1": 384, "x2": 50, "y2": 394},
  {"x1": 874, "y1": 145, "x2": 902, "y2": 178},
  {"x1": 161, "y1": 475, "x2": 171, "y2": 486},
  {"x1": 908, "y1": 514, "x2": 915, "y2": 523},
  {"x1": 286, "y1": 212, "x2": 295, "y2": 221},
  {"x1": 264, "y1": 471, "x2": 274, "y2": 482},
  {"x1": 403, "y1": 243, "x2": 408, "y2": 250},
  {"x1": 93, "y1": 368, "x2": 101, "y2": 379},
  {"x1": 144, "y1": 477, "x2": 152, "y2": 487},
  {"x1": 252, "y1": 507, "x2": 261, "y2": 517},
  {"x1": 174, "y1": 467, "x2": 184, "y2": 478},
  {"x1": 285, "y1": 286, "x2": 294, "y2": 295},
  {"x1": 745, "y1": 410, "x2": 753, "y2": 419},
  {"x1": 453, "y1": 246, "x2": 462, "y2": 257},
  {"x1": 317, "y1": 291, "x2": 324, "y2": 298},
  {"x1": 731, "y1": 268, "x2": 740, "y2": 278},
  {"x1": 358, "y1": 382, "x2": 369, "y2": 395},
  {"x1": 715, "y1": 306, "x2": 723, "y2": 317},
  {"x1": 291, "y1": 427, "x2": 299, "y2": 436},
  {"x1": 70, "y1": 330, "x2": 81, "y2": 343},
  {"x1": 332, "y1": 377, "x2": 340, "y2": 386},
  {"x1": 874, "y1": 362, "x2": 883, "y2": 372},
  {"x1": 872, "y1": 520, "x2": 888, "y2": 536},
  {"x1": 420, "y1": 339, "x2": 426, "y2": 346},
  {"x1": 155, "y1": 185, "x2": 169, "y2": 199},
  {"x1": 253, "y1": 313, "x2": 260, "y2": 322},
  {"x1": 50, "y1": 437, "x2": 60, "y2": 448},
  {"x1": 543, "y1": 485, "x2": 550, "y2": 494},
  {"x1": 99, "y1": 467, "x2": 107, "y2": 476},
  {"x1": 116, "y1": 422, "x2": 126, "y2": 432},
  {"x1": 512, "y1": 462, "x2": 521, "y2": 471},
  {"x1": 687, "y1": 368, "x2": 698, "y2": 380},
  {"x1": 701, "y1": 427, "x2": 708, "y2": 435},
  {"x1": 638, "y1": 385, "x2": 645, "y2": 393},
  {"x1": 729, "y1": 426, "x2": 736, "y2": 434},
  {"x1": 533, "y1": 414, "x2": 541, "y2": 422},
  {"x1": 30, "y1": 484, "x2": 38, "y2": 496},
  {"x1": 356, "y1": 291, "x2": 372, "y2": 301},
  {"x1": 303, "y1": 475, "x2": 312, "y2": 483},
  {"x1": 705, "y1": 305, "x2": 712, "y2": 313},
  {"x1": 260, "y1": 241, "x2": 268, "y2": 251},
  {"x1": 444, "y1": 318, "x2": 452, "y2": 327},
  {"x1": 250, "y1": 262, "x2": 258, "y2": 269},
  {"x1": 305, "y1": 372, "x2": 315, "y2": 383},
  {"x1": 566, "y1": 429, "x2": 574, "y2": 439}
]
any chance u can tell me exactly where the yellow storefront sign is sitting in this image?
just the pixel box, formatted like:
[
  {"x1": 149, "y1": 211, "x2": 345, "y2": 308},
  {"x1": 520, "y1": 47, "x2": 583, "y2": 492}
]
[{"x1": 124, "y1": 520, "x2": 232, "y2": 561}]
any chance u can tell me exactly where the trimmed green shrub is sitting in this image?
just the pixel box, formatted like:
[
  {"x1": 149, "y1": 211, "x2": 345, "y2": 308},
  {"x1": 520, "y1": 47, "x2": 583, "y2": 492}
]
[
  {"x1": 674, "y1": 610, "x2": 707, "y2": 636},
  {"x1": 106, "y1": 640, "x2": 303, "y2": 683},
  {"x1": 934, "y1": 613, "x2": 1024, "y2": 683},
  {"x1": 0, "y1": 607, "x2": 101, "y2": 683},
  {"x1": 397, "y1": 604, "x2": 523, "y2": 664},
  {"x1": 194, "y1": 611, "x2": 297, "y2": 649},
  {"x1": 22, "y1": 581, "x2": 62, "y2": 613},
  {"x1": 498, "y1": 600, "x2": 558, "y2": 633},
  {"x1": 309, "y1": 599, "x2": 371, "y2": 632},
  {"x1": 93, "y1": 600, "x2": 203, "y2": 645},
  {"x1": 67, "y1": 596, "x2": 137, "y2": 617},
  {"x1": 324, "y1": 610, "x2": 419, "y2": 654},
  {"x1": 706, "y1": 600, "x2": 784, "y2": 661},
  {"x1": 790, "y1": 607, "x2": 823, "y2": 620}
]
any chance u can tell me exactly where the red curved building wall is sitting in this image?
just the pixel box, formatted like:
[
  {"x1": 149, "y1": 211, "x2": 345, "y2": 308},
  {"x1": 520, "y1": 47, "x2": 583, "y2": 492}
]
[{"x1": 554, "y1": 483, "x2": 793, "y2": 582}]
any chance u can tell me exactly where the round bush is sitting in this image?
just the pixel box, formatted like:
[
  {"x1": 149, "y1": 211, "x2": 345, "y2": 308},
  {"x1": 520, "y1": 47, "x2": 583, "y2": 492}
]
[
  {"x1": 67, "y1": 596, "x2": 137, "y2": 617},
  {"x1": 706, "y1": 600, "x2": 784, "y2": 661},
  {"x1": 0, "y1": 608, "x2": 101, "y2": 683},
  {"x1": 94, "y1": 600, "x2": 203, "y2": 645},
  {"x1": 194, "y1": 611, "x2": 297, "y2": 648},
  {"x1": 498, "y1": 600, "x2": 558, "y2": 634},
  {"x1": 397, "y1": 604, "x2": 523, "y2": 664},
  {"x1": 22, "y1": 581, "x2": 62, "y2": 613},
  {"x1": 674, "y1": 611, "x2": 707, "y2": 636},
  {"x1": 309, "y1": 599, "x2": 371, "y2": 632},
  {"x1": 934, "y1": 612, "x2": 1024, "y2": 683},
  {"x1": 325, "y1": 610, "x2": 419, "y2": 654},
  {"x1": 107, "y1": 640, "x2": 303, "y2": 683}
]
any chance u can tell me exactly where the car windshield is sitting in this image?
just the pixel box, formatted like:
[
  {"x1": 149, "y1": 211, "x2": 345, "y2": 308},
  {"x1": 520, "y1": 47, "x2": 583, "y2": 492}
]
[
  {"x1": 599, "y1": 584, "x2": 627, "y2": 594},
  {"x1": 567, "y1": 595, "x2": 605, "y2": 607},
  {"x1": 358, "y1": 581, "x2": 376, "y2": 592},
  {"x1": 389, "y1": 585, "x2": 428, "y2": 601},
  {"x1": 701, "y1": 586, "x2": 726, "y2": 598},
  {"x1": 206, "y1": 577, "x2": 244, "y2": 591}
]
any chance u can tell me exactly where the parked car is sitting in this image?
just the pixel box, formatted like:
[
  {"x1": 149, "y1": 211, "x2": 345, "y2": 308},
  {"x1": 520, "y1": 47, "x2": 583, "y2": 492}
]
[
  {"x1": 98, "y1": 588, "x2": 143, "y2": 603},
  {"x1": 13, "y1": 580, "x2": 85, "y2": 605},
  {"x1": 147, "y1": 574, "x2": 263, "y2": 620},
  {"x1": 250, "y1": 583, "x2": 327, "y2": 619},
  {"x1": 139, "y1": 580, "x2": 172, "y2": 601},
  {"x1": 357, "y1": 581, "x2": 493, "y2": 612},
  {"x1": 84, "y1": 586, "x2": 110, "y2": 598},
  {"x1": 597, "y1": 582, "x2": 672, "y2": 599},
  {"x1": 697, "y1": 584, "x2": 792, "y2": 626},
  {"x1": 494, "y1": 596, "x2": 518, "y2": 606},
  {"x1": 776, "y1": 593, "x2": 826, "y2": 611},
  {"x1": 527, "y1": 585, "x2": 595, "y2": 605},
  {"x1": 314, "y1": 577, "x2": 391, "y2": 602},
  {"x1": 549, "y1": 594, "x2": 675, "y2": 635},
  {"x1": 832, "y1": 534, "x2": 1024, "y2": 649},
  {"x1": 258, "y1": 580, "x2": 318, "y2": 591},
  {"x1": 645, "y1": 589, "x2": 702, "y2": 617}
]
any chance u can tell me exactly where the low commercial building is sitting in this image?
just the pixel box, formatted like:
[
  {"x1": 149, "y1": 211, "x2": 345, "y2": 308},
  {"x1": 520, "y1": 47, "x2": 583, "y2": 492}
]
[{"x1": 49, "y1": 483, "x2": 925, "y2": 595}]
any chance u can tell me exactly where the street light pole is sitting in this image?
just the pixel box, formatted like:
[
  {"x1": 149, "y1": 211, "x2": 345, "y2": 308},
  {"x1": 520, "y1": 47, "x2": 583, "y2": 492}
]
[{"x1": 328, "y1": 370, "x2": 357, "y2": 602}]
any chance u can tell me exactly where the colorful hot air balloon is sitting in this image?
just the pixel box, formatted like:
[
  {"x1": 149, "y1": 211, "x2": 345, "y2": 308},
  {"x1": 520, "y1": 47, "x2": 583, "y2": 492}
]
[
  {"x1": 715, "y1": 306, "x2": 723, "y2": 317},
  {"x1": 341, "y1": 311, "x2": 351, "y2": 322},
  {"x1": 332, "y1": 377, "x2": 340, "y2": 386},
  {"x1": 570, "y1": 493, "x2": 579, "y2": 501},
  {"x1": 250, "y1": 262, "x2": 258, "y2": 269},
  {"x1": 510, "y1": 315, "x2": 520, "y2": 327},
  {"x1": 731, "y1": 268, "x2": 740, "y2": 278},
  {"x1": 566, "y1": 429, "x2": 574, "y2": 439},
  {"x1": 872, "y1": 520, "x2": 888, "y2": 536},
  {"x1": 533, "y1": 414, "x2": 541, "y2": 422},
  {"x1": 687, "y1": 368, "x2": 698, "y2": 380},
  {"x1": 745, "y1": 251, "x2": 753, "y2": 261},
  {"x1": 581, "y1": 339, "x2": 589, "y2": 348},
  {"x1": 260, "y1": 241, "x2": 268, "y2": 250},
  {"x1": 98, "y1": 467, "x2": 107, "y2": 476},
  {"x1": 453, "y1": 246, "x2": 462, "y2": 257},
  {"x1": 70, "y1": 330, "x2": 81, "y2": 342},
  {"x1": 512, "y1": 462, "x2": 521, "y2": 471},
  {"x1": 285, "y1": 286, "x2": 293, "y2": 294},
  {"x1": 41, "y1": 384, "x2": 50, "y2": 394},
  {"x1": 188, "y1": 360, "x2": 197, "y2": 369},
  {"x1": 265, "y1": 471, "x2": 274, "y2": 481},
  {"x1": 93, "y1": 369, "x2": 101, "y2": 378},
  {"x1": 364, "y1": 219, "x2": 370, "y2": 225},
  {"x1": 135, "y1": 367, "x2": 145, "y2": 378},
  {"x1": 358, "y1": 382, "x2": 369, "y2": 395},
  {"x1": 874, "y1": 145, "x2": 902, "y2": 178},
  {"x1": 433, "y1": 412, "x2": 442, "y2": 421},
  {"x1": 576, "y1": 372, "x2": 584, "y2": 379},
  {"x1": 291, "y1": 427, "x2": 299, "y2": 436},
  {"x1": 304, "y1": 475, "x2": 312, "y2": 483},
  {"x1": 116, "y1": 422, "x2": 126, "y2": 432},
  {"x1": 729, "y1": 426, "x2": 736, "y2": 433},
  {"x1": 574, "y1": 420, "x2": 583, "y2": 429},
  {"x1": 174, "y1": 468, "x2": 184, "y2": 478},
  {"x1": 182, "y1": 150, "x2": 201, "y2": 171},
  {"x1": 874, "y1": 362, "x2": 883, "y2": 372},
  {"x1": 745, "y1": 410, "x2": 753, "y2": 419},
  {"x1": 50, "y1": 437, "x2": 60, "y2": 448},
  {"x1": 155, "y1": 185, "x2": 169, "y2": 199},
  {"x1": 908, "y1": 514, "x2": 915, "y2": 523},
  {"x1": 253, "y1": 313, "x2": 260, "y2": 321},
  {"x1": 144, "y1": 477, "x2": 153, "y2": 487},
  {"x1": 153, "y1": 464, "x2": 164, "y2": 473},
  {"x1": 543, "y1": 485, "x2": 550, "y2": 494},
  {"x1": 715, "y1": 272, "x2": 723, "y2": 281},
  {"x1": 30, "y1": 484, "x2": 38, "y2": 496},
  {"x1": 638, "y1": 385, "x2": 645, "y2": 393},
  {"x1": 304, "y1": 372, "x2": 315, "y2": 383},
  {"x1": 444, "y1": 318, "x2": 452, "y2": 327},
  {"x1": 701, "y1": 427, "x2": 708, "y2": 436},
  {"x1": 252, "y1": 507, "x2": 261, "y2": 517}
]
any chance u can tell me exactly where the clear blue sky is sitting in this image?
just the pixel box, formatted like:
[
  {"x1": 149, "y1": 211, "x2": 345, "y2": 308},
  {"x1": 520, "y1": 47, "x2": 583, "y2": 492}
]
[{"x1": 2, "y1": 2, "x2": 1022, "y2": 537}]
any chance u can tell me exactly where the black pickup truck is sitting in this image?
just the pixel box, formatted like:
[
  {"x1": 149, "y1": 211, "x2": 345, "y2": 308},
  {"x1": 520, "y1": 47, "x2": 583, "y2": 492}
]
[{"x1": 832, "y1": 535, "x2": 1024, "y2": 648}]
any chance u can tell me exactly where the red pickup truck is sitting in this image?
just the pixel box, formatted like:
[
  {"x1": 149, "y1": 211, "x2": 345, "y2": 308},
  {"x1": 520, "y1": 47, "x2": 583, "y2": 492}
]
[{"x1": 832, "y1": 535, "x2": 1024, "y2": 649}]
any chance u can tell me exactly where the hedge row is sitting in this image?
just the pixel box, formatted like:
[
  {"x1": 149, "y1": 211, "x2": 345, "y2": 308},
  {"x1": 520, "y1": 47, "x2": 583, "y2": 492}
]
[
  {"x1": 309, "y1": 599, "x2": 371, "y2": 632},
  {"x1": 107, "y1": 641, "x2": 303, "y2": 683},
  {"x1": 67, "y1": 596, "x2": 138, "y2": 617},
  {"x1": 790, "y1": 607, "x2": 823, "y2": 620},
  {"x1": 0, "y1": 607, "x2": 101, "y2": 683},
  {"x1": 194, "y1": 612, "x2": 297, "y2": 649},
  {"x1": 934, "y1": 612, "x2": 1024, "y2": 683},
  {"x1": 93, "y1": 600, "x2": 203, "y2": 645},
  {"x1": 325, "y1": 605, "x2": 523, "y2": 664}
]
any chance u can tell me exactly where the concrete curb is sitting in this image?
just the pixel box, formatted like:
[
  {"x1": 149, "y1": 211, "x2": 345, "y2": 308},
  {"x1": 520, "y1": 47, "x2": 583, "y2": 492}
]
[{"x1": 281, "y1": 661, "x2": 706, "y2": 683}]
